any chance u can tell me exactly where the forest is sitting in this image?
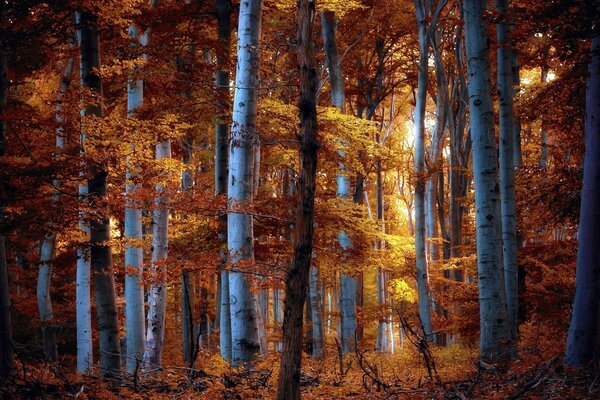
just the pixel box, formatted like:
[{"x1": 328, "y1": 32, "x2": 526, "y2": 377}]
[{"x1": 0, "y1": 0, "x2": 599, "y2": 398}]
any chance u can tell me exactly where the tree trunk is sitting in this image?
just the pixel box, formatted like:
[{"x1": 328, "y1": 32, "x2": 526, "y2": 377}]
[
  {"x1": 0, "y1": 52, "x2": 13, "y2": 377},
  {"x1": 375, "y1": 157, "x2": 390, "y2": 352},
  {"x1": 124, "y1": 24, "x2": 147, "y2": 374},
  {"x1": 540, "y1": 65, "x2": 549, "y2": 170},
  {"x1": 216, "y1": 0, "x2": 233, "y2": 364},
  {"x1": 496, "y1": 0, "x2": 518, "y2": 348},
  {"x1": 181, "y1": 269, "x2": 195, "y2": 363},
  {"x1": 413, "y1": 0, "x2": 434, "y2": 338},
  {"x1": 512, "y1": 53, "x2": 522, "y2": 168},
  {"x1": 37, "y1": 57, "x2": 73, "y2": 361},
  {"x1": 76, "y1": 183, "x2": 93, "y2": 374},
  {"x1": 143, "y1": 139, "x2": 171, "y2": 372},
  {"x1": 309, "y1": 266, "x2": 324, "y2": 359},
  {"x1": 321, "y1": 10, "x2": 357, "y2": 353},
  {"x1": 276, "y1": 0, "x2": 318, "y2": 396},
  {"x1": 462, "y1": 0, "x2": 511, "y2": 361},
  {"x1": 448, "y1": 23, "x2": 470, "y2": 263},
  {"x1": 273, "y1": 286, "x2": 282, "y2": 351},
  {"x1": 565, "y1": 6, "x2": 600, "y2": 365},
  {"x1": 228, "y1": 0, "x2": 264, "y2": 365},
  {"x1": 181, "y1": 137, "x2": 195, "y2": 363},
  {"x1": 77, "y1": 10, "x2": 121, "y2": 375}
]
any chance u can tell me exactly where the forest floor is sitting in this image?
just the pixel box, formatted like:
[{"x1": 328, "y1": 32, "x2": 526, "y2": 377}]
[{"x1": 2, "y1": 343, "x2": 599, "y2": 399}]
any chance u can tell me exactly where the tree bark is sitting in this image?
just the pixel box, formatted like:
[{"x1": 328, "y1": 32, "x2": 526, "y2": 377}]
[
  {"x1": 37, "y1": 56, "x2": 73, "y2": 361},
  {"x1": 321, "y1": 10, "x2": 357, "y2": 353},
  {"x1": 413, "y1": 0, "x2": 434, "y2": 338},
  {"x1": 216, "y1": 0, "x2": 232, "y2": 364},
  {"x1": 228, "y1": 0, "x2": 264, "y2": 365},
  {"x1": 181, "y1": 136, "x2": 195, "y2": 363},
  {"x1": 540, "y1": 65, "x2": 549, "y2": 170},
  {"x1": 77, "y1": 10, "x2": 121, "y2": 375},
  {"x1": 448, "y1": 22, "x2": 470, "y2": 263},
  {"x1": 309, "y1": 266, "x2": 324, "y2": 358},
  {"x1": 496, "y1": 0, "x2": 518, "y2": 349},
  {"x1": 143, "y1": 139, "x2": 172, "y2": 372},
  {"x1": 0, "y1": 52, "x2": 13, "y2": 377},
  {"x1": 565, "y1": 3, "x2": 600, "y2": 365},
  {"x1": 276, "y1": 0, "x2": 318, "y2": 396},
  {"x1": 124, "y1": 24, "x2": 148, "y2": 374},
  {"x1": 462, "y1": 0, "x2": 511, "y2": 361}
]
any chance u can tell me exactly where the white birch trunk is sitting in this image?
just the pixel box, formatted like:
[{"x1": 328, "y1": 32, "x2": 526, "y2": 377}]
[
  {"x1": 463, "y1": 0, "x2": 511, "y2": 360},
  {"x1": 124, "y1": 25, "x2": 147, "y2": 373},
  {"x1": 216, "y1": 0, "x2": 233, "y2": 363},
  {"x1": 228, "y1": 0, "x2": 264, "y2": 365},
  {"x1": 495, "y1": 0, "x2": 518, "y2": 349},
  {"x1": 76, "y1": 183, "x2": 93, "y2": 374},
  {"x1": 321, "y1": 10, "x2": 357, "y2": 353},
  {"x1": 413, "y1": 0, "x2": 434, "y2": 338},
  {"x1": 143, "y1": 140, "x2": 171, "y2": 371}
]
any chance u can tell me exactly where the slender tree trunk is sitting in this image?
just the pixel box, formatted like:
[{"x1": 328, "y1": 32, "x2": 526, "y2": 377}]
[
  {"x1": 181, "y1": 269, "x2": 195, "y2": 362},
  {"x1": 375, "y1": 157, "x2": 390, "y2": 352},
  {"x1": 76, "y1": 182, "x2": 93, "y2": 374},
  {"x1": 449, "y1": 23, "x2": 470, "y2": 264},
  {"x1": 273, "y1": 285, "x2": 282, "y2": 351},
  {"x1": 309, "y1": 266, "x2": 324, "y2": 358},
  {"x1": 0, "y1": 52, "x2": 13, "y2": 377},
  {"x1": 37, "y1": 57, "x2": 73, "y2": 361},
  {"x1": 565, "y1": 6, "x2": 600, "y2": 365},
  {"x1": 512, "y1": 53, "x2": 522, "y2": 168},
  {"x1": 321, "y1": 10, "x2": 357, "y2": 353},
  {"x1": 425, "y1": 101, "x2": 443, "y2": 264},
  {"x1": 462, "y1": 0, "x2": 511, "y2": 361},
  {"x1": 124, "y1": 24, "x2": 148, "y2": 374},
  {"x1": 277, "y1": 0, "x2": 318, "y2": 396},
  {"x1": 413, "y1": 0, "x2": 434, "y2": 338},
  {"x1": 228, "y1": 0, "x2": 264, "y2": 365},
  {"x1": 181, "y1": 137, "x2": 195, "y2": 363},
  {"x1": 0, "y1": 236, "x2": 10, "y2": 377},
  {"x1": 540, "y1": 65, "x2": 549, "y2": 170},
  {"x1": 143, "y1": 139, "x2": 171, "y2": 371},
  {"x1": 77, "y1": 10, "x2": 121, "y2": 375},
  {"x1": 496, "y1": 0, "x2": 518, "y2": 349},
  {"x1": 216, "y1": 0, "x2": 233, "y2": 364}
]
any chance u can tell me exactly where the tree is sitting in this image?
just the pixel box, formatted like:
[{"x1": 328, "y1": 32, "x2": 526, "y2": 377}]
[
  {"x1": 276, "y1": 1, "x2": 319, "y2": 397},
  {"x1": 321, "y1": 9, "x2": 356, "y2": 354},
  {"x1": 412, "y1": 0, "x2": 437, "y2": 339},
  {"x1": 216, "y1": 0, "x2": 233, "y2": 364},
  {"x1": 462, "y1": 0, "x2": 511, "y2": 360},
  {"x1": 37, "y1": 56, "x2": 73, "y2": 362},
  {"x1": 0, "y1": 52, "x2": 13, "y2": 377},
  {"x1": 143, "y1": 138, "x2": 172, "y2": 371},
  {"x1": 77, "y1": 10, "x2": 121, "y2": 375},
  {"x1": 495, "y1": 0, "x2": 518, "y2": 347},
  {"x1": 124, "y1": 20, "x2": 148, "y2": 374},
  {"x1": 565, "y1": 0, "x2": 600, "y2": 365},
  {"x1": 227, "y1": 0, "x2": 264, "y2": 365}
]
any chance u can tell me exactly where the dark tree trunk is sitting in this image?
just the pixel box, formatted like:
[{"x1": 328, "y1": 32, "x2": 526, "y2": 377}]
[
  {"x1": 77, "y1": 10, "x2": 121, "y2": 376},
  {"x1": 276, "y1": 1, "x2": 318, "y2": 398},
  {"x1": 0, "y1": 52, "x2": 13, "y2": 377},
  {"x1": 565, "y1": 2, "x2": 600, "y2": 365}
]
